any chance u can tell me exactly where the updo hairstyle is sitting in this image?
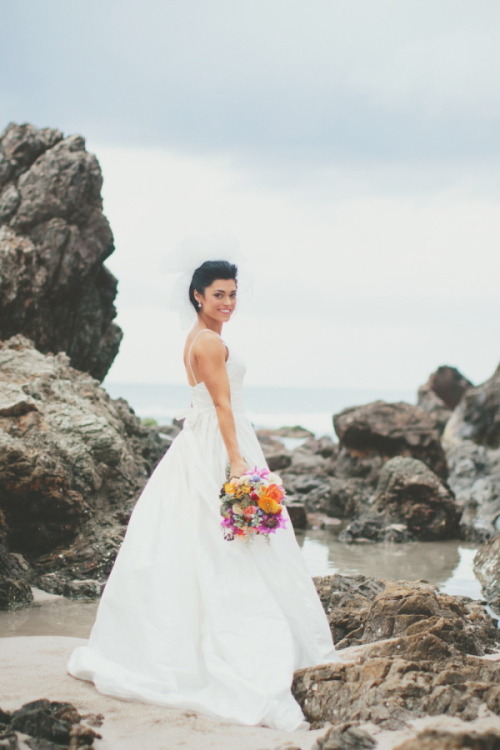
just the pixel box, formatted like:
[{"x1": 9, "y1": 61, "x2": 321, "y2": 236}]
[{"x1": 188, "y1": 260, "x2": 238, "y2": 312}]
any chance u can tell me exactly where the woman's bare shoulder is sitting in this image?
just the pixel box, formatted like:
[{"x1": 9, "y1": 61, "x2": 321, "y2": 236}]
[{"x1": 188, "y1": 329, "x2": 224, "y2": 356}]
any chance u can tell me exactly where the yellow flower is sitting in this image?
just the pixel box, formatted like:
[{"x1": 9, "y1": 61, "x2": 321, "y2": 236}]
[{"x1": 224, "y1": 482, "x2": 237, "y2": 495}]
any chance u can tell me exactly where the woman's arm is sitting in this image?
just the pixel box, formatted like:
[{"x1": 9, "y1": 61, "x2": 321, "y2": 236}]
[{"x1": 193, "y1": 333, "x2": 248, "y2": 478}]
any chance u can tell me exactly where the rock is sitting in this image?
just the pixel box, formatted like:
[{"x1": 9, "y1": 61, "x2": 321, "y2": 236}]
[
  {"x1": 445, "y1": 363, "x2": 500, "y2": 449},
  {"x1": 0, "y1": 336, "x2": 168, "y2": 605},
  {"x1": 333, "y1": 401, "x2": 447, "y2": 481},
  {"x1": 311, "y1": 722, "x2": 376, "y2": 749},
  {"x1": 288, "y1": 449, "x2": 330, "y2": 475},
  {"x1": 417, "y1": 365, "x2": 472, "y2": 433},
  {"x1": 293, "y1": 652, "x2": 500, "y2": 731},
  {"x1": 286, "y1": 502, "x2": 308, "y2": 529},
  {"x1": 0, "y1": 122, "x2": 122, "y2": 381},
  {"x1": 443, "y1": 364, "x2": 500, "y2": 540},
  {"x1": 267, "y1": 451, "x2": 293, "y2": 472},
  {"x1": 474, "y1": 534, "x2": 500, "y2": 614},
  {"x1": 393, "y1": 728, "x2": 500, "y2": 750},
  {"x1": 281, "y1": 471, "x2": 370, "y2": 519},
  {"x1": 298, "y1": 574, "x2": 500, "y2": 731},
  {"x1": 0, "y1": 698, "x2": 102, "y2": 749},
  {"x1": 299, "y1": 436, "x2": 338, "y2": 459},
  {"x1": 0, "y1": 542, "x2": 33, "y2": 610},
  {"x1": 340, "y1": 457, "x2": 460, "y2": 542},
  {"x1": 313, "y1": 573, "x2": 499, "y2": 653},
  {"x1": 257, "y1": 425, "x2": 315, "y2": 439},
  {"x1": 256, "y1": 432, "x2": 293, "y2": 471},
  {"x1": 444, "y1": 440, "x2": 500, "y2": 540}
]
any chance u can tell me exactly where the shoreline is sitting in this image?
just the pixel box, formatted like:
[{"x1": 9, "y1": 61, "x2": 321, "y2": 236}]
[{"x1": 2, "y1": 636, "x2": 499, "y2": 750}]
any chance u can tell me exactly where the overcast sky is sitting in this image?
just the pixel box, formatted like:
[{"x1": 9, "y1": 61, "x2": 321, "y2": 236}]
[{"x1": 2, "y1": 0, "x2": 499, "y2": 390}]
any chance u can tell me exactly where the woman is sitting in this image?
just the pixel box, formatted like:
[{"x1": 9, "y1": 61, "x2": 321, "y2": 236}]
[{"x1": 68, "y1": 260, "x2": 337, "y2": 731}]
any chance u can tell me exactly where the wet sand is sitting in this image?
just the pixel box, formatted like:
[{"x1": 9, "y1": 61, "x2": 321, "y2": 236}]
[
  {"x1": 1, "y1": 635, "x2": 499, "y2": 750},
  {"x1": 0, "y1": 534, "x2": 486, "y2": 640}
]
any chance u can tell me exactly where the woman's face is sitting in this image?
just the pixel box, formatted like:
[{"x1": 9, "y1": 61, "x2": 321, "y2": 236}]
[{"x1": 196, "y1": 278, "x2": 237, "y2": 323}]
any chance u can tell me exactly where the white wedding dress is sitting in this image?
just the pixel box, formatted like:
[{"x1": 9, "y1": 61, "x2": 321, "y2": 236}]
[{"x1": 68, "y1": 336, "x2": 337, "y2": 731}]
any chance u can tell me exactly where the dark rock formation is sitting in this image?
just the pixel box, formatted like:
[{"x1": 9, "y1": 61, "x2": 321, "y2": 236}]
[
  {"x1": 0, "y1": 541, "x2": 33, "y2": 610},
  {"x1": 284, "y1": 474, "x2": 370, "y2": 519},
  {"x1": 333, "y1": 401, "x2": 447, "y2": 481},
  {"x1": 313, "y1": 573, "x2": 499, "y2": 653},
  {"x1": 312, "y1": 723, "x2": 376, "y2": 749},
  {"x1": 0, "y1": 336, "x2": 168, "y2": 606},
  {"x1": 0, "y1": 699, "x2": 102, "y2": 749},
  {"x1": 417, "y1": 365, "x2": 473, "y2": 433},
  {"x1": 339, "y1": 457, "x2": 460, "y2": 542},
  {"x1": 286, "y1": 502, "x2": 308, "y2": 529},
  {"x1": 297, "y1": 573, "x2": 500, "y2": 730},
  {"x1": 444, "y1": 440, "x2": 500, "y2": 540},
  {"x1": 443, "y1": 364, "x2": 500, "y2": 540},
  {"x1": 474, "y1": 534, "x2": 500, "y2": 614},
  {"x1": 392, "y1": 728, "x2": 500, "y2": 750},
  {"x1": 294, "y1": 645, "x2": 500, "y2": 728},
  {"x1": 445, "y1": 364, "x2": 500, "y2": 448},
  {"x1": 0, "y1": 122, "x2": 122, "y2": 381}
]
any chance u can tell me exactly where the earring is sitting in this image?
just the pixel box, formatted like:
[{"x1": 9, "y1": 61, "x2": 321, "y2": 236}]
[{"x1": 197, "y1": 302, "x2": 201, "y2": 310}]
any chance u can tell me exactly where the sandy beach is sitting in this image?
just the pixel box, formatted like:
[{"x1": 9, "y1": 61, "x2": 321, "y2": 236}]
[{"x1": 2, "y1": 635, "x2": 500, "y2": 750}]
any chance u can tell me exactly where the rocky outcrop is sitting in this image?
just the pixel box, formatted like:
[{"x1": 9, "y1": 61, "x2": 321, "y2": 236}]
[
  {"x1": 474, "y1": 534, "x2": 500, "y2": 614},
  {"x1": 313, "y1": 573, "x2": 499, "y2": 652},
  {"x1": 297, "y1": 573, "x2": 500, "y2": 731},
  {"x1": 443, "y1": 364, "x2": 500, "y2": 540},
  {"x1": 0, "y1": 699, "x2": 102, "y2": 749},
  {"x1": 392, "y1": 728, "x2": 500, "y2": 750},
  {"x1": 339, "y1": 457, "x2": 460, "y2": 542},
  {"x1": 0, "y1": 122, "x2": 122, "y2": 381},
  {"x1": 417, "y1": 365, "x2": 472, "y2": 433},
  {"x1": 445, "y1": 364, "x2": 500, "y2": 448},
  {"x1": 333, "y1": 401, "x2": 447, "y2": 481},
  {"x1": 0, "y1": 336, "x2": 168, "y2": 607}
]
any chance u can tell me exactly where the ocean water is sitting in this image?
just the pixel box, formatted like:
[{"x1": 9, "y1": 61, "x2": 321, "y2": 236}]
[{"x1": 104, "y1": 381, "x2": 416, "y2": 437}]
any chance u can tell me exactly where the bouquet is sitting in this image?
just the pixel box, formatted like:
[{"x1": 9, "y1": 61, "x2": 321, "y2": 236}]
[{"x1": 220, "y1": 466, "x2": 288, "y2": 541}]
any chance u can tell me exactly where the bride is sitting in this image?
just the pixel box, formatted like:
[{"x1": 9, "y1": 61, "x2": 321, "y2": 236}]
[{"x1": 68, "y1": 260, "x2": 337, "y2": 731}]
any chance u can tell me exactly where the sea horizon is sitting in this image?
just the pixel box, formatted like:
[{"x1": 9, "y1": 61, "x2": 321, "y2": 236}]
[{"x1": 104, "y1": 381, "x2": 417, "y2": 438}]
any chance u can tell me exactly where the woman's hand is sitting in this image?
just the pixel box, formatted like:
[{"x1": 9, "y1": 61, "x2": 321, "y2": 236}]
[{"x1": 229, "y1": 457, "x2": 249, "y2": 480}]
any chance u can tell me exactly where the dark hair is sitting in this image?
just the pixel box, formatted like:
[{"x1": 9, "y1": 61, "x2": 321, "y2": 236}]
[{"x1": 189, "y1": 260, "x2": 238, "y2": 312}]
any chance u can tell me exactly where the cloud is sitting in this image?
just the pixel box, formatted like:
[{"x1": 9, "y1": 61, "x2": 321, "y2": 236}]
[{"x1": 2, "y1": 0, "x2": 500, "y2": 177}]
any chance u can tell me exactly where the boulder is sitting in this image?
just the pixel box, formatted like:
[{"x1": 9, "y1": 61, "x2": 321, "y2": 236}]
[
  {"x1": 0, "y1": 336, "x2": 168, "y2": 605},
  {"x1": 313, "y1": 573, "x2": 499, "y2": 653},
  {"x1": 286, "y1": 502, "x2": 308, "y2": 529},
  {"x1": 333, "y1": 401, "x2": 447, "y2": 482},
  {"x1": 445, "y1": 363, "x2": 500, "y2": 449},
  {"x1": 293, "y1": 653, "x2": 500, "y2": 731},
  {"x1": 282, "y1": 473, "x2": 370, "y2": 518},
  {"x1": 312, "y1": 723, "x2": 376, "y2": 749},
  {"x1": 418, "y1": 365, "x2": 472, "y2": 412},
  {"x1": 257, "y1": 425, "x2": 314, "y2": 439},
  {"x1": 392, "y1": 728, "x2": 500, "y2": 750},
  {"x1": 297, "y1": 574, "x2": 500, "y2": 730},
  {"x1": 0, "y1": 698, "x2": 102, "y2": 749},
  {"x1": 339, "y1": 457, "x2": 460, "y2": 542},
  {"x1": 474, "y1": 534, "x2": 500, "y2": 614},
  {"x1": 443, "y1": 364, "x2": 500, "y2": 539},
  {"x1": 0, "y1": 122, "x2": 122, "y2": 381},
  {"x1": 0, "y1": 543, "x2": 33, "y2": 610}
]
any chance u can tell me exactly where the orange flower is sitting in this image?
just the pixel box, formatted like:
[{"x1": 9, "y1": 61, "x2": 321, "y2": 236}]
[
  {"x1": 264, "y1": 483, "x2": 285, "y2": 502},
  {"x1": 224, "y1": 482, "x2": 237, "y2": 495},
  {"x1": 258, "y1": 495, "x2": 282, "y2": 515}
]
